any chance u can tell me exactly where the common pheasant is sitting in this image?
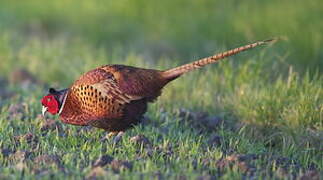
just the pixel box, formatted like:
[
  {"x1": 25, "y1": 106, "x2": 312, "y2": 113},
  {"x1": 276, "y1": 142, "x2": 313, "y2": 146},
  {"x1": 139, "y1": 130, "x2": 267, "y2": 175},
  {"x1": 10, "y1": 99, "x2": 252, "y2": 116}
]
[{"x1": 41, "y1": 39, "x2": 275, "y2": 135}]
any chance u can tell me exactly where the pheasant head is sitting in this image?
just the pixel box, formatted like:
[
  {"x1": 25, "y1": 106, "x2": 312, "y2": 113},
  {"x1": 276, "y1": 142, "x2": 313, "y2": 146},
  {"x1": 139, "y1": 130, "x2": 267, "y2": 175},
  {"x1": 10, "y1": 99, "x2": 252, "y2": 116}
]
[{"x1": 41, "y1": 88, "x2": 68, "y2": 116}]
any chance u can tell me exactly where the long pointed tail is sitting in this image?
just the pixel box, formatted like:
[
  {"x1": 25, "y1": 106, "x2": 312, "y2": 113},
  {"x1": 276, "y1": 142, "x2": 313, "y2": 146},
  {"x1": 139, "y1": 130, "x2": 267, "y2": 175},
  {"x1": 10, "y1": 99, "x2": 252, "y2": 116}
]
[{"x1": 162, "y1": 39, "x2": 276, "y2": 80}]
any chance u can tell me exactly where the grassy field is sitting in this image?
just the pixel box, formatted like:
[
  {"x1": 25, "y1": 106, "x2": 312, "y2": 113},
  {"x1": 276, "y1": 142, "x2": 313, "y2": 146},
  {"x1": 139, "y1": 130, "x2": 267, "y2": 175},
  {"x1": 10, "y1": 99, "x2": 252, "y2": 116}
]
[{"x1": 0, "y1": 0, "x2": 322, "y2": 179}]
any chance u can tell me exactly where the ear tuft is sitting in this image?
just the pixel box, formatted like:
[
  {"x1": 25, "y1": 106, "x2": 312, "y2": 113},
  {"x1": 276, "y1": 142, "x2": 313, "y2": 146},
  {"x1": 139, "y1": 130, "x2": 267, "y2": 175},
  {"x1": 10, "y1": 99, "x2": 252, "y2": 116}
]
[{"x1": 49, "y1": 88, "x2": 57, "y2": 94}]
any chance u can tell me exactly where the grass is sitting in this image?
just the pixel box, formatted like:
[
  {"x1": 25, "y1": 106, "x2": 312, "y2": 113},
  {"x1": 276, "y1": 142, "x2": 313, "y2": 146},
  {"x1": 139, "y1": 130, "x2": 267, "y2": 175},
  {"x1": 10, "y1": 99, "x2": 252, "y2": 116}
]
[{"x1": 0, "y1": 0, "x2": 322, "y2": 179}]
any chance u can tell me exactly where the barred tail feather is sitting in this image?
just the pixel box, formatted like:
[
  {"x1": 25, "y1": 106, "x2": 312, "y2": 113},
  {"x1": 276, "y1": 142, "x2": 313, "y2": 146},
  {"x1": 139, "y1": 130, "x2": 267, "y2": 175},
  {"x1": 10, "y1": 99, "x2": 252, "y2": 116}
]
[{"x1": 162, "y1": 39, "x2": 276, "y2": 80}]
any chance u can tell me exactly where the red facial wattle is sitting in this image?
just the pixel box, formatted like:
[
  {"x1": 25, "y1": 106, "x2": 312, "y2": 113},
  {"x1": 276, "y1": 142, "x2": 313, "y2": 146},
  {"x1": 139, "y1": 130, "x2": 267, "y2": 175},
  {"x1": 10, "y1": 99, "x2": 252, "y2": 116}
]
[{"x1": 41, "y1": 95, "x2": 59, "y2": 115}]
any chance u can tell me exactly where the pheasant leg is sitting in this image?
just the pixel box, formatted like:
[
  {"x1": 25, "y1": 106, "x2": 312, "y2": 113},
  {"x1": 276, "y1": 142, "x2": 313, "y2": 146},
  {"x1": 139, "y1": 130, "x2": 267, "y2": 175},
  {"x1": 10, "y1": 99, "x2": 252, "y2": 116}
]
[
  {"x1": 100, "y1": 131, "x2": 125, "y2": 143},
  {"x1": 100, "y1": 131, "x2": 118, "y2": 142},
  {"x1": 107, "y1": 131, "x2": 119, "y2": 138},
  {"x1": 113, "y1": 131, "x2": 125, "y2": 144}
]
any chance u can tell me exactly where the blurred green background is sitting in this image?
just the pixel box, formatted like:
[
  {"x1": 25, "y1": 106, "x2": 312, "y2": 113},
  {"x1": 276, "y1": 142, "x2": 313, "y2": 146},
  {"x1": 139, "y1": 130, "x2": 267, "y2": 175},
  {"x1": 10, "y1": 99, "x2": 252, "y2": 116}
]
[
  {"x1": 0, "y1": 1, "x2": 322, "y2": 178},
  {"x1": 0, "y1": 0, "x2": 322, "y2": 79}
]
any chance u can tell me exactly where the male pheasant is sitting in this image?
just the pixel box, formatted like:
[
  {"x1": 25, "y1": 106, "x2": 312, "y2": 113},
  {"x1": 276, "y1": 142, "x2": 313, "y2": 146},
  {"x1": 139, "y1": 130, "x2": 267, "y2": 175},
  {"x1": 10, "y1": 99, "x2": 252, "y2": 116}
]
[{"x1": 41, "y1": 39, "x2": 275, "y2": 135}]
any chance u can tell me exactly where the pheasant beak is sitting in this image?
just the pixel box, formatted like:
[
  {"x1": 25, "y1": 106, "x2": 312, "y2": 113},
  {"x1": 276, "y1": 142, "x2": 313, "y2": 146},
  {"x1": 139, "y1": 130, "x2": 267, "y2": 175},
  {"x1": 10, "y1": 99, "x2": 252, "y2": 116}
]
[{"x1": 42, "y1": 106, "x2": 48, "y2": 117}]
